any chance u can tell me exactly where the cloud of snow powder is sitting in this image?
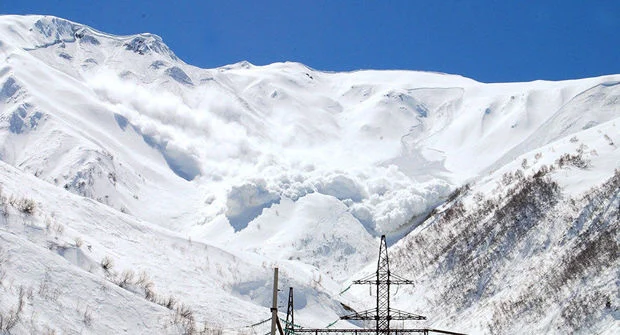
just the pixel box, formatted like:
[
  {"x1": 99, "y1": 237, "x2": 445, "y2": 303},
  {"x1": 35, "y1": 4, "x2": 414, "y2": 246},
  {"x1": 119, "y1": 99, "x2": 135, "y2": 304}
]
[
  {"x1": 84, "y1": 71, "x2": 454, "y2": 235},
  {"x1": 86, "y1": 71, "x2": 255, "y2": 178}
]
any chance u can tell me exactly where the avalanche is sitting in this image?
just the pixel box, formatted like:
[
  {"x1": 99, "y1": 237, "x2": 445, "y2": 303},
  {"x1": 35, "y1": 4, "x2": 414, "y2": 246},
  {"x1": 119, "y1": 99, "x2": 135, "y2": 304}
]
[{"x1": 0, "y1": 15, "x2": 618, "y2": 334}]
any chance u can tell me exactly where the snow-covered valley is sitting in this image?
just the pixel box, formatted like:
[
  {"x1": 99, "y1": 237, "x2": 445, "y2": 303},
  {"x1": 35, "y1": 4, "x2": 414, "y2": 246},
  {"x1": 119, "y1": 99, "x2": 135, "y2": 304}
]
[{"x1": 0, "y1": 15, "x2": 618, "y2": 334}]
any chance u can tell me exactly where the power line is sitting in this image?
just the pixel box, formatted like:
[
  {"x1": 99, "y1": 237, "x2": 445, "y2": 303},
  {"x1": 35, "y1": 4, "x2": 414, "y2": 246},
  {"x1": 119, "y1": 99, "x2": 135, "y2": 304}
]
[{"x1": 282, "y1": 235, "x2": 468, "y2": 335}]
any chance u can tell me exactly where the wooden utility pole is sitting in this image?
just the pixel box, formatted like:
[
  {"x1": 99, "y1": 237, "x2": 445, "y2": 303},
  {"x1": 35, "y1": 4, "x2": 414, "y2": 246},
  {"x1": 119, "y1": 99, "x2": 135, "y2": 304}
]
[{"x1": 271, "y1": 268, "x2": 284, "y2": 335}]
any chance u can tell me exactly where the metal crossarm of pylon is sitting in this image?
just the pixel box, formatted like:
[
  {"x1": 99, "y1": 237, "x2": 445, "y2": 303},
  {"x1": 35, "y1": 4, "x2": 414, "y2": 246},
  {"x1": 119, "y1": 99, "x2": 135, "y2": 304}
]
[
  {"x1": 352, "y1": 274, "x2": 415, "y2": 285},
  {"x1": 389, "y1": 273, "x2": 416, "y2": 285},
  {"x1": 340, "y1": 308, "x2": 425, "y2": 321},
  {"x1": 388, "y1": 308, "x2": 426, "y2": 321},
  {"x1": 340, "y1": 309, "x2": 377, "y2": 320}
]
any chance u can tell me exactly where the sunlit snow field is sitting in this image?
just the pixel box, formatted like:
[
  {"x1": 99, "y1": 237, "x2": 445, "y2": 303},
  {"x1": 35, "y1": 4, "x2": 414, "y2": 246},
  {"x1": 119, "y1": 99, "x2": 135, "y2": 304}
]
[{"x1": 0, "y1": 15, "x2": 618, "y2": 334}]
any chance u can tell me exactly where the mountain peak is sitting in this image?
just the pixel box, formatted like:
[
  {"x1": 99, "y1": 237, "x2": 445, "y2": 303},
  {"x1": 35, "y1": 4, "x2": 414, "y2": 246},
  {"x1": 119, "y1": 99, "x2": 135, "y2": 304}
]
[
  {"x1": 32, "y1": 16, "x2": 78, "y2": 39},
  {"x1": 122, "y1": 34, "x2": 178, "y2": 61},
  {"x1": 0, "y1": 15, "x2": 179, "y2": 62}
]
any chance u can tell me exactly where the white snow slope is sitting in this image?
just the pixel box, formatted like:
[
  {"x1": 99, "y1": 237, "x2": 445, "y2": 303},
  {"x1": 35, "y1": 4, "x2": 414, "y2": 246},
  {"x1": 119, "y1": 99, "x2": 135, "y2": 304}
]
[{"x1": 0, "y1": 15, "x2": 618, "y2": 334}]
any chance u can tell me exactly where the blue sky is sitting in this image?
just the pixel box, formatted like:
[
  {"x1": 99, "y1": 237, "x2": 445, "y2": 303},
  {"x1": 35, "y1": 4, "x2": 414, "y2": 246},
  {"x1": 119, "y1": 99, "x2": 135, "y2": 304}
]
[{"x1": 2, "y1": 1, "x2": 619, "y2": 83}]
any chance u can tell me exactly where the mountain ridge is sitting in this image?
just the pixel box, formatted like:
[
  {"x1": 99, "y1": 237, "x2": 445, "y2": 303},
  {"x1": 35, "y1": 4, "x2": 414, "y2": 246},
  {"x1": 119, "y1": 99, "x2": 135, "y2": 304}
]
[{"x1": 0, "y1": 14, "x2": 618, "y2": 334}]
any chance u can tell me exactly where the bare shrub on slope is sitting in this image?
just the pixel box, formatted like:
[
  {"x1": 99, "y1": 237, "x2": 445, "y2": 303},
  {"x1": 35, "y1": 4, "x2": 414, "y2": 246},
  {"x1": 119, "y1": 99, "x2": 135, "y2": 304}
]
[
  {"x1": 391, "y1": 167, "x2": 619, "y2": 333},
  {"x1": 0, "y1": 286, "x2": 25, "y2": 333}
]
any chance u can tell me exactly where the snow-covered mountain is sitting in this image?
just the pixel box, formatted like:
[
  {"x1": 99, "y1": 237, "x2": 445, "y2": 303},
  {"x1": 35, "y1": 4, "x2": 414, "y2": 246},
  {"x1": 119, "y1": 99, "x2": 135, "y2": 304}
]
[{"x1": 0, "y1": 15, "x2": 617, "y2": 334}]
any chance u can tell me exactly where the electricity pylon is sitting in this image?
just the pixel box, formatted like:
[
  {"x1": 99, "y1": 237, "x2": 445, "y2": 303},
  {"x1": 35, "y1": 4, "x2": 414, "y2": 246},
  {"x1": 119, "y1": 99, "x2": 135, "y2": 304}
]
[
  {"x1": 285, "y1": 287, "x2": 295, "y2": 335},
  {"x1": 341, "y1": 235, "x2": 426, "y2": 334}
]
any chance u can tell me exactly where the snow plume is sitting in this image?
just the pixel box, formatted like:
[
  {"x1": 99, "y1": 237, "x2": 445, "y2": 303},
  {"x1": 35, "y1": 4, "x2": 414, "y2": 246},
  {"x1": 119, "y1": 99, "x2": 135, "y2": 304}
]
[
  {"x1": 85, "y1": 70, "x2": 253, "y2": 179},
  {"x1": 347, "y1": 166, "x2": 452, "y2": 234},
  {"x1": 83, "y1": 70, "x2": 454, "y2": 234},
  {"x1": 240, "y1": 163, "x2": 454, "y2": 236}
]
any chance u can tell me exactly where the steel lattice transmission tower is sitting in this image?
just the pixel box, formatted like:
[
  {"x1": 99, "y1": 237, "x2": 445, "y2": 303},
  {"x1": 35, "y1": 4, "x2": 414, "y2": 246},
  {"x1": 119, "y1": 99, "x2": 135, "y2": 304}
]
[
  {"x1": 285, "y1": 287, "x2": 295, "y2": 335},
  {"x1": 341, "y1": 235, "x2": 426, "y2": 334}
]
